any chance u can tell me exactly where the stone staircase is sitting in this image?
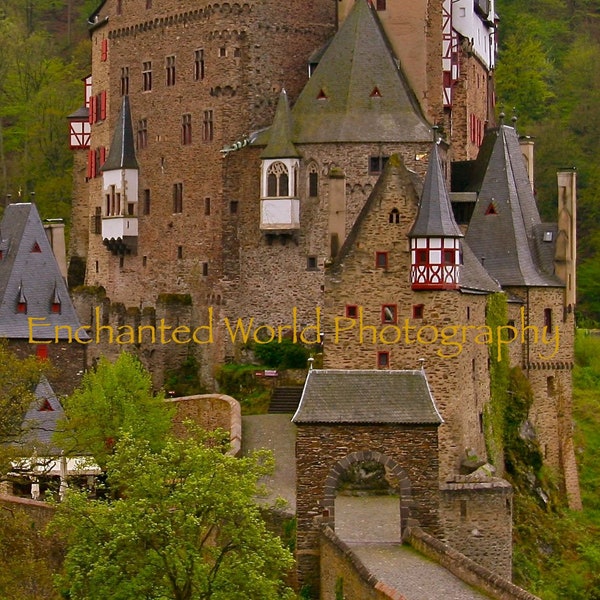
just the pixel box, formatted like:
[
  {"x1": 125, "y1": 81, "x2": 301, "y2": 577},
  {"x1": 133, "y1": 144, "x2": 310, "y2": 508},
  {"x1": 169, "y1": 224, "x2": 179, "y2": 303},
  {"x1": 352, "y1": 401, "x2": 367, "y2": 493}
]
[{"x1": 268, "y1": 386, "x2": 303, "y2": 414}]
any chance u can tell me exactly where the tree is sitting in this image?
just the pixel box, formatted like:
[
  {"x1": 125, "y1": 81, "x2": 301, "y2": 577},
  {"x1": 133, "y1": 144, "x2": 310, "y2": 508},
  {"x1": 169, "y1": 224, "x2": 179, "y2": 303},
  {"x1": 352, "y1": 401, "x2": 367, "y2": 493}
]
[
  {"x1": 52, "y1": 431, "x2": 295, "y2": 600},
  {"x1": 56, "y1": 353, "x2": 174, "y2": 469},
  {"x1": 0, "y1": 340, "x2": 46, "y2": 481}
]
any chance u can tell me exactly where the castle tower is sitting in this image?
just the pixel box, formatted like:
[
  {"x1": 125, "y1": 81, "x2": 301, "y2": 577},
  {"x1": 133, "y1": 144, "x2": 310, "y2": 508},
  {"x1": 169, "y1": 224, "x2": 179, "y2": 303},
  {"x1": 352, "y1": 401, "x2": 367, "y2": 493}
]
[
  {"x1": 259, "y1": 90, "x2": 300, "y2": 233},
  {"x1": 100, "y1": 95, "x2": 139, "y2": 255},
  {"x1": 408, "y1": 140, "x2": 463, "y2": 290}
]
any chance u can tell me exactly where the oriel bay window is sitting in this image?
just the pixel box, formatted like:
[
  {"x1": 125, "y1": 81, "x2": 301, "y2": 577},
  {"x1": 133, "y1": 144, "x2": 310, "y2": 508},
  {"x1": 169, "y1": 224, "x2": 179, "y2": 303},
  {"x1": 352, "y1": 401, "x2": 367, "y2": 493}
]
[{"x1": 267, "y1": 162, "x2": 290, "y2": 197}]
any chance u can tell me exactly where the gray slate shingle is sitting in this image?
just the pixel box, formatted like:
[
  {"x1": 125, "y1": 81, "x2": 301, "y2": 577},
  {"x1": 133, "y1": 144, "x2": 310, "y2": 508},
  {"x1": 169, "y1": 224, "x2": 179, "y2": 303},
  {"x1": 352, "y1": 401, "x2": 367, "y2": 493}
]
[{"x1": 292, "y1": 369, "x2": 443, "y2": 425}]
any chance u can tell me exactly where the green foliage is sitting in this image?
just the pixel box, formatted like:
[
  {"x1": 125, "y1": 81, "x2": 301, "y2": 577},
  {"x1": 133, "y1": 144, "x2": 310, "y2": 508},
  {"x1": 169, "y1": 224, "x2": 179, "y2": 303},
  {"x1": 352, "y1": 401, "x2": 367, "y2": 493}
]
[
  {"x1": 510, "y1": 330, "x2": 600, "y2": 599},
  {"x1": 164, "y1": 353, "x2": 204, "y2": 397},
  {"x1": 483, "y1": 293, "x2": 510, "y2": 467},
  {"x1": 56, "y1": 353, "x2": 174, "y2": 469},
  {"x1": 0, "y1": 340, "x2": 48, "y2": 480},
  {"x1": 52, "y1": 431, "x2": 295, "y2": 600},
  {"x1": 0, "y1": 505, "x2": 62, "y2": 600},
  {"x1": 214, "y1": 363, "x2": 271, "y2": 414},
  {"x1": 253, "y1": 338, "x2": 311, "y2": 370}
]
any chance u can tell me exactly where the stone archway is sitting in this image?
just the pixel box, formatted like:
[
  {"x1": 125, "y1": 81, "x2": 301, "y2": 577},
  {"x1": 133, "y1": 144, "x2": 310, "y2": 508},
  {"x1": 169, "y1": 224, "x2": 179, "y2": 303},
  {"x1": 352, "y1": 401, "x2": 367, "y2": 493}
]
[{"x1": 320, "y1": 450, "x2": 415, "y2": 538}]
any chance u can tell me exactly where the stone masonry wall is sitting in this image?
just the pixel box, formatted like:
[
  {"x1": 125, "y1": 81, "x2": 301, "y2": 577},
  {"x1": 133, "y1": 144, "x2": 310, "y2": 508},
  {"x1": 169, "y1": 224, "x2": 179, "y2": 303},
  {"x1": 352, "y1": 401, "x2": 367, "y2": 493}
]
[{"x1": 439, "y1": 478, "x2": 513, "y2": 578}]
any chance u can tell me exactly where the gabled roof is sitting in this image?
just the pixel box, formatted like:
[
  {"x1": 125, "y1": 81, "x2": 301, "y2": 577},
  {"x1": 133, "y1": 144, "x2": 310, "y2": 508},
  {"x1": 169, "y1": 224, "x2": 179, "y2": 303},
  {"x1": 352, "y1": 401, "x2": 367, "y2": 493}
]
[
  {"x1": 102, "y1": 95, "x2": 138, "y2": 171},
  {"x1": 292, "y1": 369, "x2": 443, "y2": 425},
  {"x1": 261, "y1": 90, "x2": 300, "y2": 159},
  {"x1": 0, "y1": 203, "x2": 86, "y2": 339},
  {"x1": 287, "y1": 0, "x2": 431, "y2": 143},
  {"x1": 409, "y1": 142, "x2": 463, "y2": 238},
  {"x1": 465, "y1": 125, "x2": 562, "y2": 287},
  {"x1": 21, "y1": 377, "x2": 65, "y2": 451}
]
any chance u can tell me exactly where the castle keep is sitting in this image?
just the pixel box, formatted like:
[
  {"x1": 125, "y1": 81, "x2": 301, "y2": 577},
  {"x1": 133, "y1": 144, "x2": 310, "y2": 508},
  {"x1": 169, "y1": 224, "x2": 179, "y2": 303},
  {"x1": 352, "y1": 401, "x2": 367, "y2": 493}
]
[{"x1": 64, "y1": 0, "x2": 580, "y2": 591}]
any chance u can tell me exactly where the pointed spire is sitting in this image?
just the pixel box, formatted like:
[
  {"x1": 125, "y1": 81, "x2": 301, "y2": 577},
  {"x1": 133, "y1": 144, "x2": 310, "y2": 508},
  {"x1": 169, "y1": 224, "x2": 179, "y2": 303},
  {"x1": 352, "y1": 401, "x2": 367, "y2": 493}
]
[
  {"x1": 261, "y1": 89, "x2": 300, "y2": 159},
  {"x1": 102, "y1": 95, "x2": 138, "y2": 171},
  {"x1": 409, "y1": 141, "x2": 463, "y2": 238}
]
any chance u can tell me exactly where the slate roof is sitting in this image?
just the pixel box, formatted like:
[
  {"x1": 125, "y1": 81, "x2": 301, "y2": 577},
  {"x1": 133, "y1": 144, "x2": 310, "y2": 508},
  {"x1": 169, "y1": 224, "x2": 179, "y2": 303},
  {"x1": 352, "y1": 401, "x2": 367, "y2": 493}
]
[
  {"x1": 465, "y1": 125, "x2": 562, "y2": 287},
  {"x1": 0, "y1": 203, "x2": 86, "y2": 339},
  {"x1": 261, "y1": 0, "x2": 430, "y2": 145},
  {"x1": 102, "y1": 95, "x2": 138, "y2": 171},
  {"x1": 21, "y1": 376, "x2": 65, "y2": 452},
  {"x1": 260, "y1": 90, "x2": 300, "y2": 159},
  {"x1": 459, "y1": 241, "x2": 502, "y2": 293},
  {"x1": 409, "y1": 142, "x2": 463, "y2": 238},
  {"x1": 292, "y1": 369, "x2": 443, "y2": 425}
]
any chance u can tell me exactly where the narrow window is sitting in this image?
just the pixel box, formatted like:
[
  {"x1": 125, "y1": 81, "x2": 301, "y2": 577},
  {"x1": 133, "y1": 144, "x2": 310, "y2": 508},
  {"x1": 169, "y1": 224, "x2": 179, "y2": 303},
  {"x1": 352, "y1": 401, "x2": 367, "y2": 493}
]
[
  {"x1": 202, "y1": 110, "x2": 214, "y2": 141},
  {"x1": 266, "y1": 162, "x2": 289, "y2": 197},
  {"x1": 381, "y1": 304, "x2": 397, "y2": 324},
  {"x1": 234, "y1": 47, "x2": 241, "y2": 57},
  {"x1": 547, "y1": 376, "x2": 556, "y2": 396},
  {"x1": 143, "y1": 189, "x2": 151, "y2": 215},
  {"x1": 93, "y1": 207, "x2": 101, "y2": 234},
  {"x1": 369, "y1": 155, "x2": 389, "y2": 174},
  {"x1": 443, "y1": 249, "x2": 455, "y2": 264},
  {"x1": 375, "y1": 251, "x2": 388, "y2": 269},
  {"x1": 202, "y1": 262, "x2": 209, "y2": 276},
  {"x1": 544, "y1": 308, "x2": 553, "y2": 333},
  {"x1": 346, "y1": 305, "x2": 358, "y2": 319},
  {"x1": 204, "y1": 197, "x2": 211, "y2": 216},
  {"x1": 120, "y1": 66, "x2": 129, "y2": 96},
  {"x1": 146, "y1": 0, "x2": 152, "y2": 8},
  {"x1": 218, "y1": 47, "x2": 227, "y2": 57},
  {"x1": 137, "y1": 119, "x2": 148, "y2": 150},
  {"x1": 143, "y1": 256, "x2": 147, "y2": 267},
  {"x1": 389, "y1": 208, "x2": 400, "y2": 224},
  {"x1": 116, "y1": 0, "x2": 122, "y2": 14},
  {"x1": 307, "y1": 256, "x2": 318, "y2": 270},
  {"x1": 166, "y1": 55, "x2": 176, "y2": 86},
  {"x1": 308, "y1": 164, "x2": 319, "y2": 197},
  {"x1": 413, "y1": 304, "x2": 424, "y2": 319},
  {"x1": 376, "y1": 0, "x2": 386, "y2": 10},
  {"x1": 177, "y1": 246, "x2": 183, "y2": 259},
  {"x1": 377, "y1": 351, "x2": 390, "y2": 369},
  {"x1": 142, "y1": 61, "x2": 152, "y2": 91},
  {"x1": 230, "y1": 200, "x2": 239, "y2": 214},
  {"x1": 173, "y1": 183, "x2": 183, "y2": 213},
  {"x1": 181, "y1": 114, "x2": 192, "y2": 145},
  {"x1": 194, "y1": 49, "x2": 205, "y2": 81}
]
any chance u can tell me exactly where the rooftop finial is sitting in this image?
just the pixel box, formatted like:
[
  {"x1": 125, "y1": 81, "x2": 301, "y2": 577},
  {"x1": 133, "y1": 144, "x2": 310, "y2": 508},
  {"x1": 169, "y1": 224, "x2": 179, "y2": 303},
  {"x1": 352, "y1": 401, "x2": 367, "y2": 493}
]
[
  {"x1": 432, "y1": 125, "x2": 439, "y2": 143},
  {"x1": 499, "y1": 111, "x2": 505, "y2": 125}
]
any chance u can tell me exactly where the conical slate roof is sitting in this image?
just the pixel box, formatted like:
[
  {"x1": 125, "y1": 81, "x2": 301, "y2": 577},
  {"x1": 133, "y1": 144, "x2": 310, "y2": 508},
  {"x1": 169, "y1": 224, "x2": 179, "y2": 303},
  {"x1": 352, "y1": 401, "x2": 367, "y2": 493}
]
[
  {"x1": 261, "y1": 90, "x2": 300, "y2": 159},
  {"x1": 289, "y1": 0, "x2": 431, "y2": 143},
  {"x1": 409, "y1": 142, "x2": 463, "y2": 238},
  {"x1": 465, "y1": 125, "x2": 561, "y2": 287},
  {"x1": 102, "y1": 95, "x2": 138, "y2": 171},
  {"x1": 0, "y1": 203, "x2": 87, "y2": 339}
]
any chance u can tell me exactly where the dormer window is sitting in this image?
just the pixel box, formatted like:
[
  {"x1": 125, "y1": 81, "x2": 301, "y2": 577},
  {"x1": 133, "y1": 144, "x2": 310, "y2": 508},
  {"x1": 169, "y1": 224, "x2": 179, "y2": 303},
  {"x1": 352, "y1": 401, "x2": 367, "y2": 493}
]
[
  {"x1": 31, "y1": 241, "x2": 41, "y2": 253},
  {"x1": 17, "y1": 301, "x2": 27, "y2": 314},
  {"x1": 39, "y1": 398, "x2": 53, "y2": 411},
  {"x1": 267, "y1": 162, "x2": 290, "y2": 197}
]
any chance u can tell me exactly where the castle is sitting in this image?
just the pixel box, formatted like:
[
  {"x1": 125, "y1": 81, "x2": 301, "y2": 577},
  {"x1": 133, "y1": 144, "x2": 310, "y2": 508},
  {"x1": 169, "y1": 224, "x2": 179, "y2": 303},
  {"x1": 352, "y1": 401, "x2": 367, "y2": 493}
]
[{"x1": 64, "y1": 0, "x2": 580, "y2": 592}]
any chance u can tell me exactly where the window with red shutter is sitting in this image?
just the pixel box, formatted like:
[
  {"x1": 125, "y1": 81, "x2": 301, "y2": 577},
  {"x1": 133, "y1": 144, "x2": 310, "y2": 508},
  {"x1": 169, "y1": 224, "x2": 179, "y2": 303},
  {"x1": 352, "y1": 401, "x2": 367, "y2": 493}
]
[
  {"x1": 100, "y1": 91, "x2": 107, "y2": 120},
  {"x1": 101, "y1": 39, "x2": 108, "y2": 61}
]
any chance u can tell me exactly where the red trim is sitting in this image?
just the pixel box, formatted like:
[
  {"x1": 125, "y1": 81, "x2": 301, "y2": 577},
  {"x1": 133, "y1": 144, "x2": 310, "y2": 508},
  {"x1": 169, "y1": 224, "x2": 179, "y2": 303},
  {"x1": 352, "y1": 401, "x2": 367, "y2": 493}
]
[
  {"x1": 345, "y1": 305, "x2": 358, "y2": 319},
  {"x1": 381, "y1": 304, "x2": 397, "y2": 324},
  {"x1": 101, "y1": 38, "x2": 108, "y2": 62},
  {"x1": 100, "y1": 91, "x2": 107, "y2": 120}
]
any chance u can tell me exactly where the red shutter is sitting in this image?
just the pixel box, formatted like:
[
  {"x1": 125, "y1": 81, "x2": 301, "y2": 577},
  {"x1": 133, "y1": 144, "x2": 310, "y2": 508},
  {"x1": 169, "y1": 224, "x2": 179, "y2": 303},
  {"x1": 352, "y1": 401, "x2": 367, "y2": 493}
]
[
  {"x1": 87, "y1": 150, "x2": 94, "y2": 178},
  {"x1": 100, "y1": 91, "x2": 107, "y2": 121},
  {"x1": 99, "y1": 146, "x2": 106, "y2": 166},
  {"x1": 101, "y1": 39, "x2": 108, "y2": 62},
  {"x1": 89, "y1": 95, "x2": 96, "y2": 124}
]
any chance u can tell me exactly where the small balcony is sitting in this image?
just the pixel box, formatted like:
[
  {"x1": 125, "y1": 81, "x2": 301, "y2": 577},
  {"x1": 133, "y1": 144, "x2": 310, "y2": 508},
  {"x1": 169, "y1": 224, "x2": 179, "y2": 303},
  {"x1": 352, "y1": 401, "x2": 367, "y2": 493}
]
[{"x1": 260, "y1": 198, "x2": 300, "y2": 231}]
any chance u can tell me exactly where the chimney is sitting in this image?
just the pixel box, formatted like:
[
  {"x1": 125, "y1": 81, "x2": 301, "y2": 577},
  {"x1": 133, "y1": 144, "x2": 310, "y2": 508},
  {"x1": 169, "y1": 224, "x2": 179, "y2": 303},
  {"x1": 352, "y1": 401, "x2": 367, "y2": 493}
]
[
  {"x1": 555, "y1": 168, "x2": 577, "y2": 311},
  {"x1": 519, "y1": 136, "x2": 535, "y2": 193},
  {"x1": 44, "y1": 219, "x2": 68, "y2": 281}
]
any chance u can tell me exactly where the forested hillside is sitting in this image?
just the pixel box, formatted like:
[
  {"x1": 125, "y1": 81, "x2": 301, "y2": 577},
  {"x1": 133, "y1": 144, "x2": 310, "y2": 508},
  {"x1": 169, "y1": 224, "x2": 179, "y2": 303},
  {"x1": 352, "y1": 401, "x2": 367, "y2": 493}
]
[
  {"x1": 496, "y1": 0, "x2": 600, "y2": 323},
  {"x1": 0, "y1": 0, "x2": 94, "y2": 225}
]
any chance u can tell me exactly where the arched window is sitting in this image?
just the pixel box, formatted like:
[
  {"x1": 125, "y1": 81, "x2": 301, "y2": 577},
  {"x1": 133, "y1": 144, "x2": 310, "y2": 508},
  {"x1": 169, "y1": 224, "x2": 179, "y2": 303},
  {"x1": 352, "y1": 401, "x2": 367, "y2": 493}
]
[
  {"x1": 389, "y1": 208, "x2": 400, "y2": 224},
  {"x1": 266, "y1": 162, "x2": 289, "y2": 197},
  {"x1": 308, "y1": 163, "x2": 319, "y2": 197}
]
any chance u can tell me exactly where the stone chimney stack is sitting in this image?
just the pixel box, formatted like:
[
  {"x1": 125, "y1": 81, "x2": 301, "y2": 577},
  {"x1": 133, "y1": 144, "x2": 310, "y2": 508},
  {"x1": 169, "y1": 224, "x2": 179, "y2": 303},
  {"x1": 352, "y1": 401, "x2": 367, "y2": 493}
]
[
  {"x1": 519, "y1": 135, "x2": 535, "y2": 193},
  {"x1": 555, "y1": 168, "x2": 577, "y2": 311},
  {"x1": 44, "y1": 219, "x2": 68, "y2": 281}
]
